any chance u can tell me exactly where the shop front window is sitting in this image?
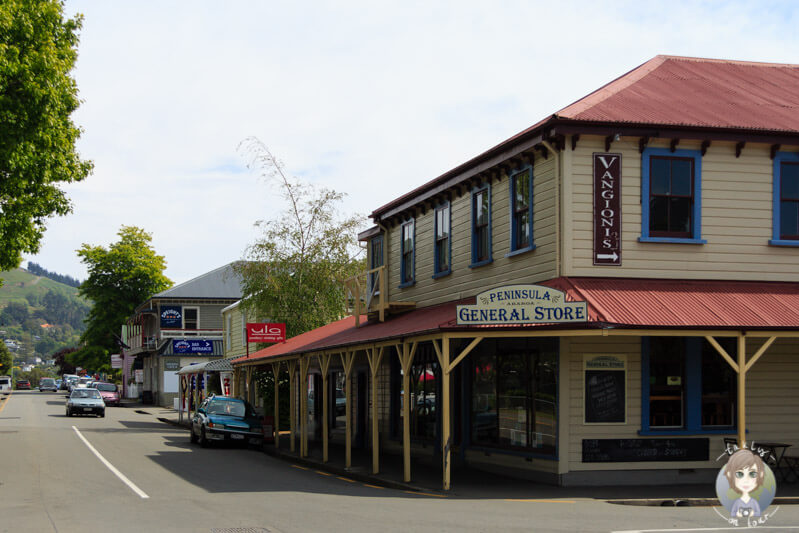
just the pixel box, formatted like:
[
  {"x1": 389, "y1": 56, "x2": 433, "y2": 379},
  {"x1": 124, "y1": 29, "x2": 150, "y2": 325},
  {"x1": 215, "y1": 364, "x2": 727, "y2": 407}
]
[
  {"x1": 404, "y1": 346, "x2": 439, "y2": 441},
  {"x1": 643, "y1": 337, "x2": 737, "y2": 434},
  {"x1": 470, "y1": 338, "x2": 557, "y2": 456}
]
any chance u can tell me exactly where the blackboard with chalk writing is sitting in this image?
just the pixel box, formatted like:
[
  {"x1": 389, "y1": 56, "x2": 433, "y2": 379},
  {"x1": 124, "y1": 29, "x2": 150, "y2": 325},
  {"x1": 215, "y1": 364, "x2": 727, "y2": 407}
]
[
  {"x1": 584, "y1": 369, "x2": 625, "y2": 423},
  {"x1": 582, "y1": 438, "x2": 710, "y2": 463}
]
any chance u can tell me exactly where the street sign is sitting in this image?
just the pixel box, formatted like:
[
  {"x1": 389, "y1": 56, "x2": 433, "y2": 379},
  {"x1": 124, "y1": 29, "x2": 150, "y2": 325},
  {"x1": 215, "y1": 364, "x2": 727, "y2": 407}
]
[
  {"x1": 246, "y1": 323, "x2": 286, "y2": 343},
  {"x1": 110, "y1": 354, "x2": 122, "y2": 369}
]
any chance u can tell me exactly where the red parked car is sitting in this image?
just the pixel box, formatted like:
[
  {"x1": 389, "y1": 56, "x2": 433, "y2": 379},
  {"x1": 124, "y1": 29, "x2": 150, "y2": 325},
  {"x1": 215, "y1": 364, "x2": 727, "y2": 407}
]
[
  {"x1": 15, "y1": 379, "x2": 31, "y2": 390},
  {"x1": 94, "y1": 382, "x2": 120, "y2": 406}
]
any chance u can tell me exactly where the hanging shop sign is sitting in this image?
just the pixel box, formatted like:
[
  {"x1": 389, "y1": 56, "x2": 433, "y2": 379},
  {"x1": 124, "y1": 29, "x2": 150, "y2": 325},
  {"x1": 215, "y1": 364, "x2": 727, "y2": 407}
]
[
  {"x1": 172, "y1": 339, "x2": 214, "y2": 354},
  {"x1": 246, "y1": 323, "x2": 286, "y2": 343},
  {"x1": 160, "y1": 305, "x2": 183, "y2": 328},
  {"x1": 456, "y1": 284, "x2": 587, "y2": 325},
  {"x1": 593, "y1": 152, "x2": 622, "y2": 266}
]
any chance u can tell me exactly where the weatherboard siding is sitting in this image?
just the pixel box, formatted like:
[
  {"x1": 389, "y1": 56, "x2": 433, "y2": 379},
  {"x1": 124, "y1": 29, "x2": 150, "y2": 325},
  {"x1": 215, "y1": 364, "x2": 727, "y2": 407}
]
[
  {"x1": 386, "y1": 155, "x2": 558, "y2": 308},
  {"x1": 565, "y1": 135, "x2": 799, "y2": 281}
]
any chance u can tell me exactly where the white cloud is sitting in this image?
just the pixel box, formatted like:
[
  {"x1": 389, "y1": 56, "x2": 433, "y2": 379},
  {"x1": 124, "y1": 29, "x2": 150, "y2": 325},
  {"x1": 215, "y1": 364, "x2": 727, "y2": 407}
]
[{"x1": 24, "y1": 0, "x2": 799, "y2": 283}]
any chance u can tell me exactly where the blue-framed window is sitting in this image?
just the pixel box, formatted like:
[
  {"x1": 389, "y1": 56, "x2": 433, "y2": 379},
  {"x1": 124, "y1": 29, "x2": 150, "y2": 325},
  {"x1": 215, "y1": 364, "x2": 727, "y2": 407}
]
[
  {"x1": 640, "y1": 148, "x2": 706, "y2": 244},
  {"x1": 508, "y1": 166, "x2": 535, "y2": 256},
  {"x1": 770, "y1": 151, "x2": 799, "y2": 246},
  {"x1": 433, "y1": 202, "x2": 451, "y2": 278},
  {"x1": 399, "y1": 219, "x2": 415, "y2": 287},
  {"x1": 640, "y1": 337, "x2": 737, "y2": 436},
  {"x1": 470, "y1": 185, "x2": 492, "y2": 267}
]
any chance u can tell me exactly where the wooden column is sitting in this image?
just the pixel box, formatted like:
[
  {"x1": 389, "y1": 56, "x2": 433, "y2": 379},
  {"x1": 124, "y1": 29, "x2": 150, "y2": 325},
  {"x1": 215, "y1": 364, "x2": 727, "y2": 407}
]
[
  {"x1": 287, "y1": 359, "x2": 297, "y2": 453},
  {"x1": 318, "y1": 354, "x2": 332, "y2": 463},
  {"x1": 272, "y1": 362, "x2": 281, "y2": 450},
  {"x1": 737, "y1": 335, "x2": 746, "y2": 449},
  {"x1": 397, "y1": 341, "x2": 417, "y2": 482},
  {"x1": 299, "y1": 356, "x2": 310, "y2": 458},
  {"x1": 339, "y1": 351, "x2": 355, "y2": 469},
  {"x1": 366, "y1": 346, "x2": 385, "y2": 474}
]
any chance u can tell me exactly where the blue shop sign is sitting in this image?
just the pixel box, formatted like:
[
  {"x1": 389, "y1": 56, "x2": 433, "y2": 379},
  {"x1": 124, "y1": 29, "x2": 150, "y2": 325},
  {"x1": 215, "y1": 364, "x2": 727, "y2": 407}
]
[
  {"x1": 160, "y1": 305, "x2": 182, "y2": 328},
  {"x1": 172, "y1": 339, "x2": 214, "y2": 354}
]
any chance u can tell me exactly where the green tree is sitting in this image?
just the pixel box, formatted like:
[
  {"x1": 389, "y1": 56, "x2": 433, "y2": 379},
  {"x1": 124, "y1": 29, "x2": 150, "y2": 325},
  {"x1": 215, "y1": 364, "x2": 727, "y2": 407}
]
[
  {"x1": 0, "y1": 1, "x2": 93, "y2": 276},
  {"x1": 0, "y1": 301, "x2": 29, "y2": 325},
  {"x1": 0, "y1": 343, "x2": 12, "y2": 375},
  {"x1": 74, "y1": 226, "x2": 171, "y2": 370},
  {"x1": 234, "y1": 138, "x2": 365, "y2": 338}
]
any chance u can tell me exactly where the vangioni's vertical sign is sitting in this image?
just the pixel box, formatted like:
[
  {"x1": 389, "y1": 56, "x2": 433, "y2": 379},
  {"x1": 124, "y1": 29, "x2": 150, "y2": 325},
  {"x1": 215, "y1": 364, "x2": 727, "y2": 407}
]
[{"x1": 593, "y1": 153, "x2": 622, "y2": 266}]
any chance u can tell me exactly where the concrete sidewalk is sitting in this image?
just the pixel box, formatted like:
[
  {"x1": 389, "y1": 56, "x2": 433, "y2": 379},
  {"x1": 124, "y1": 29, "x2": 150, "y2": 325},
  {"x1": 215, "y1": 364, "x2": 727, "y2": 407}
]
[{"x1": 125, "y1": 400, "x2": 799, "y2": 504}]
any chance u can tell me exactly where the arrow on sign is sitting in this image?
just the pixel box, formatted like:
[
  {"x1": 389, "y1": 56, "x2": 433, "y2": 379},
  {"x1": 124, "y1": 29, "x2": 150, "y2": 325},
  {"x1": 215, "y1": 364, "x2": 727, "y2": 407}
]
[{"x1": 596, "y1": 252, "x2": 619, "y2": 261}]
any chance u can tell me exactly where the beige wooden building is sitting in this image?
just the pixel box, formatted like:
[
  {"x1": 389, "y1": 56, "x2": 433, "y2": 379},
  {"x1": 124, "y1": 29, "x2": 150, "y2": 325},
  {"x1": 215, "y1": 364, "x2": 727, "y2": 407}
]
[{"x1": 232, "y1": 56, "x2": 799, "y2": 489}]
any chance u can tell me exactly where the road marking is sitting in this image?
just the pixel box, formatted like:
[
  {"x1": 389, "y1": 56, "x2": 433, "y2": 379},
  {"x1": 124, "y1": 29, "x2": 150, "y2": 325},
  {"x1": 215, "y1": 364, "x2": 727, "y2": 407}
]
[
  {"x1": 404, "y1": 490, "x2": 447, "y2": 498},
  {"x1": 505, "y1": 499, "x2": 576, "y2": 503},
  {"x1": 613, "y1": 528, "x2": 799, "y2": 532},
  {"x1": 363, "y1": 483, "x2": 384, "y2": 489},
  {"x1": 0, "y1": 395, "x2": 9, "y2": 415},
  {"x1": 336, "y1": 476, "x2": 357, "y2": 483},
  {"x1": 291, "y1": 464, "x2": 309, "y2": 471},
  {"x1": 72, "y1": 426, "x2": 149, "y2": 499},
  {"x1": 315, "y1": 470, "x2": 332, "y2": 476}
]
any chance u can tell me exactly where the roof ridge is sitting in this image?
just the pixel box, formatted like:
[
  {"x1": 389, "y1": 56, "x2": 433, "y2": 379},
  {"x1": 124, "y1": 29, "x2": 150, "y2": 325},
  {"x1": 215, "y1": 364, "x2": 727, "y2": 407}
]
[
  {"x1": 655, "y1": 54, "x2": 799, "y2": 68},
  {"x1": 556, "y1": 56, "x2": 669, "y2": 119}
]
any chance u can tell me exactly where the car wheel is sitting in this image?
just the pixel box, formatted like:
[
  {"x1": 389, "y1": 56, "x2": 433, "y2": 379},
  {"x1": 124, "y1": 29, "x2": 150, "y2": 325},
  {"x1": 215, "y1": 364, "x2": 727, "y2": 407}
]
[
  {"x1": 200, "y1": 427, "x2": 209, "y2": 448},
  {"x1": 66, "y1": 408, "x2": 71, "y2": 417},
  {"x1": 190, "y1": 426, "x2": 198, "y2": 444},
  {"x1": 99, "y1": 410, "x2": 105, "y2": 418}
]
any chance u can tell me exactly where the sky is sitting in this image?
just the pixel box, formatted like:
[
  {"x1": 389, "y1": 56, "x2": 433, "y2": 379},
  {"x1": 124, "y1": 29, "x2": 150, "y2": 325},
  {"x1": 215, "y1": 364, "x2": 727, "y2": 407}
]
[{"x1": 23, "y1": 0, "x2": 799, "y2": 285}]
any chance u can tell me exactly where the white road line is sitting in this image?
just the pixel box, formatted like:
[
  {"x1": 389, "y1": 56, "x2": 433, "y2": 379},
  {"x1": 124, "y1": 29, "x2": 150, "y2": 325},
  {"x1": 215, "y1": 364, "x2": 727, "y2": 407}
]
[{"x1": 72, "y1": 426, "x2": 149, "y2": 499}]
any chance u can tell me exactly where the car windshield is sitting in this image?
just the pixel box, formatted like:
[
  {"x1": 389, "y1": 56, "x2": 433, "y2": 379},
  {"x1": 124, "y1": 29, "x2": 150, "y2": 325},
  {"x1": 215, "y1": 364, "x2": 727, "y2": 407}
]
[
  {"x1": 41, "y1": 379, "x2": 55, "y2": 385},
  {"x1": 206, "y1": 400, "x2": 246, "y2": 417},
  {"x1": 96, "y1": 383, "x2": 117, "y2": 392},
  {"x1": 71, "y1": 389, "x2": 101, "y2": 399}
]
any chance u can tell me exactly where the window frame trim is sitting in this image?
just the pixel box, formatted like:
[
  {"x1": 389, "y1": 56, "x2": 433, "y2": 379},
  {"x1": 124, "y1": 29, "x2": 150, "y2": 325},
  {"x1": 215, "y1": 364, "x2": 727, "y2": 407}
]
[
  {"x1": 399, "y1": 218, "x2": 416, "y2": 288},
  {"x1": 639, "y1": 147, "x2": 706, "y2": 244},
  {"x1": 770, "y1": 151, "x2": 799, "y2": 246},
  {"x1": 470, "y1": 183, "x2": 493, "y2": 268},
  {"x1": 508, "y1": 165, "x2": 536, "y2": 255},
  {"x1": 433, "y1": 201, "x2": 452, "y2": 279}
]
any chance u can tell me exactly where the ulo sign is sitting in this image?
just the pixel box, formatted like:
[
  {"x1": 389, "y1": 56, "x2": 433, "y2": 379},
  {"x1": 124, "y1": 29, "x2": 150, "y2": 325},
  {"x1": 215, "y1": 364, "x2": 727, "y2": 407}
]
[
  {"x1": 456, "y1": 285, "x2": 587, "y2": 325},
  {"x1": 247, "y1": 323, "x2": 286, "y2": 343},
  {"x1": 593, "y1": 153, "x2": 622, "y2": 266}
]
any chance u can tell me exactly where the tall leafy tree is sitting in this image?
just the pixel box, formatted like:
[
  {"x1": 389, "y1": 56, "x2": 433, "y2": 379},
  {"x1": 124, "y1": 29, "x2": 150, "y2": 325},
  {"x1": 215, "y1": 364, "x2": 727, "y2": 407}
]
[
  {"x1": 234, "y1": 138, "x2": 365, "y2": 338},
  {"x1": 0, "y1": 343, "x2": 12, "y2": 375},
  {"x1": 0, "y1": 1, "x2": 93, "y2": 276},
  {"x1": 74, "y1": 226, "x2": 171, "y2": 370}
]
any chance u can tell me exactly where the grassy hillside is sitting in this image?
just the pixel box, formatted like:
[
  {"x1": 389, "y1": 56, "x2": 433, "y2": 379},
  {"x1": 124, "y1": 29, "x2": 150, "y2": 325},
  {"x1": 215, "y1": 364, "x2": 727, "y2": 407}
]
[
  {"x1": 0, "y1": 268, "x2": 89, "y2": 362},
  {"x1": 0, "y1": 268, "x2": 80, "y2": 305}
]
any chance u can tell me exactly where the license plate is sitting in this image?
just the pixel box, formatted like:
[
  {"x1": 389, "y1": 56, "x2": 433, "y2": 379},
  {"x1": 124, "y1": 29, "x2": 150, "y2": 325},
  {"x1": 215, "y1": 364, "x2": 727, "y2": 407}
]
[
  {"x1": 231, "y1": 433, "x2": 244, "y2": 440},
  {"x1": 83, "y1": 407, "x2": 92, "y2": 412}
]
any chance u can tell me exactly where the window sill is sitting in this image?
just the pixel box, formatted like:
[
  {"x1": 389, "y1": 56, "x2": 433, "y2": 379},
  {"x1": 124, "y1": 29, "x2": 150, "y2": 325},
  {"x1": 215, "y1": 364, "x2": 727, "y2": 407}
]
[
  {"x1": 397, "y1": 281, "x2": 415, "y2": 289},
  {"x1": 638, "y1": 237, "x2": 707, "y2": 245},
  {"x1": 432, "y1": 270, "x2": 451, "y2": 280},
  {"x1": 769, "y1": 239, "x2": 799, "y2": 247},
  {"x1": 638, "y1": 428, "x2": 738, "y2": 436},
  {"x1": 469, "y1": 258, "x2": 493, "y2": 269},
  {"x1": 505, "y1": 245, "x2": 537, "y2": 258}
]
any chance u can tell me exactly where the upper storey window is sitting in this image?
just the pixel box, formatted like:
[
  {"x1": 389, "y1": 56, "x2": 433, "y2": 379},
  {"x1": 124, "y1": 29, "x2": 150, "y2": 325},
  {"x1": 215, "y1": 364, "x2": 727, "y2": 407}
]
[
  {"x1": 470, "y1": 185, "x2": 492, "y2": 267},
  {"x1": 433, "y1": 203, "x2": 451, "y2": 278},
  {"x1": 399, "y1": 219, "x2": 415, "y2": 287},
  {"x1": 771, "y1": 152, "x2": 799, "y2": 246},
  {"x1": 509, "y1": 166, "x2": 535, "y2": 255},
  {"x1": 640, "y1": 148, "x2": 705, "y2": 244}
]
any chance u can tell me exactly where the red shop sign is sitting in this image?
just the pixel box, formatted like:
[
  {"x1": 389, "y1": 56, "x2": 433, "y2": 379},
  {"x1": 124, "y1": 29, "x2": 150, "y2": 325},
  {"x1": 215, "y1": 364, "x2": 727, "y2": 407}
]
[{"x1": 246, "y1": 323, "x2": 286, "y2": 343}]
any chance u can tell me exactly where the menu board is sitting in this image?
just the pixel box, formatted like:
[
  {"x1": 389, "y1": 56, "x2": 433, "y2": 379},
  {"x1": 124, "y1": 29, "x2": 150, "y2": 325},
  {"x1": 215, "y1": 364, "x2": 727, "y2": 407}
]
[
  {"x1": 584, "y1": 370, "x2": 625, "y2": 423},
  {"x1": 582, "y1": 438, "x2": 710, "y2": 463},
  {"x1": 584, "y1": 355, "x2": 626, "y2": 423}
]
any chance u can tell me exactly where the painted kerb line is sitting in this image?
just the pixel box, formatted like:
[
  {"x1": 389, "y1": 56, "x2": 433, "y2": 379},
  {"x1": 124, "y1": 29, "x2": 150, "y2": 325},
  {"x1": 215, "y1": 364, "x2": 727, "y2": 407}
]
[{"x1": 72, "y1": 426, "x2": 149, "y2": 499}]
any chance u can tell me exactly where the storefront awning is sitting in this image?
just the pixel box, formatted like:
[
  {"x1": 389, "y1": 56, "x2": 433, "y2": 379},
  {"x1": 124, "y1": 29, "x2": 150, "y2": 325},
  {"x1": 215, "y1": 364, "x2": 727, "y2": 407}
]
[
  {"x1": 232, "y1": 278, "x2": 799, "y2": 366},
  {"x1": 176, "y1": 358, "x2": 234, "y2": 375}
]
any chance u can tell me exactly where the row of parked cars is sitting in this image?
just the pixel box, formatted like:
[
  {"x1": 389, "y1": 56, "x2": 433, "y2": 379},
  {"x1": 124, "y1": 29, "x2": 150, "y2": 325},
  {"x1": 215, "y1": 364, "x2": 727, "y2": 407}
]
[{"x1": 59, "y1": 374, "x2": 121, "y2": 418}]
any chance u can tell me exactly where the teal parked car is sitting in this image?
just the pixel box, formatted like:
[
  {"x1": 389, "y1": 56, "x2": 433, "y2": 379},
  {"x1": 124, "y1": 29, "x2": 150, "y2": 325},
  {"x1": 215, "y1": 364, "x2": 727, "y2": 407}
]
[{"x1": 190, "y1": 395, "x2": 263, "y2": 448}]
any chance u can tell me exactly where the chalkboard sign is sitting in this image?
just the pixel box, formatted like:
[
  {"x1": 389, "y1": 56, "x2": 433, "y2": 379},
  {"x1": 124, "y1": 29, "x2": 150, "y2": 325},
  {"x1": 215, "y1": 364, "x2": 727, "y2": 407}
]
[
  {"x1": 584, "y1": 369, "x2": 625, "y2": 423},
  {"x1": 582, "y1": 438, "x2": 710, "y2": 463}
]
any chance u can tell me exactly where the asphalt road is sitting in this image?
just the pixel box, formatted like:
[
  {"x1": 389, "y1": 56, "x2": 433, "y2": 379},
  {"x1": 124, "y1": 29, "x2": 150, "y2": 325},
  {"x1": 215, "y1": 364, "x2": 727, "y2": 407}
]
[{"x1": 3, "y1": 391, "x2": 799, "y2": 533}]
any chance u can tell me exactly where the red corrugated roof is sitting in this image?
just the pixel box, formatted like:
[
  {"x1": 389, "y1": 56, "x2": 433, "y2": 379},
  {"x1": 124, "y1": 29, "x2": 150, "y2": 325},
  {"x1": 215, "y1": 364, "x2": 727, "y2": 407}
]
[
  {"x1": 556, "y1": 56, "x2": 799, "y2": 132},
  {"x1": 233, "y1": 278, "x2": 799, "y2": 365}
]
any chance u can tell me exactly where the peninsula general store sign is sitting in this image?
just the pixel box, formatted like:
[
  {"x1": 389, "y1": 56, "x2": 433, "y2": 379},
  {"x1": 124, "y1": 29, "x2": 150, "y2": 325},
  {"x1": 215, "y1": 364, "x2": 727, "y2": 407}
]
[{"x1": 456, "y1": 285, "x2": 588, "y2": 325}]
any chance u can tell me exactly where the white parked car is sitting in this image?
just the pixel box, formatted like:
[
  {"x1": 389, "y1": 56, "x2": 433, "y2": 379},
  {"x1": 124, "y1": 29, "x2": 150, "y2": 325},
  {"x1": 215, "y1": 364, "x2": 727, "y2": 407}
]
[{"x1": 66, "y1": 388, "x2": 105, "y2": 417}]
